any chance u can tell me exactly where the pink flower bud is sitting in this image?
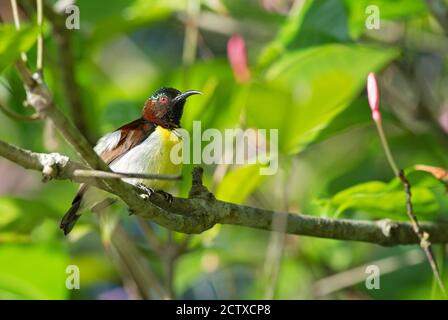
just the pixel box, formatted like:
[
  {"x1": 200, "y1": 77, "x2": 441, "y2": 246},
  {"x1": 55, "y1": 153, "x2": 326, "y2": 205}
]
[
  {"x1": 438, "y1": 110, "x2": 448, "y2": 134},
  {"x1": 367, "y1": 72, "x2": 381, "y2": 122},
  {"x1": 227, "y1": 35, "x2": 251, "y2": 83}
]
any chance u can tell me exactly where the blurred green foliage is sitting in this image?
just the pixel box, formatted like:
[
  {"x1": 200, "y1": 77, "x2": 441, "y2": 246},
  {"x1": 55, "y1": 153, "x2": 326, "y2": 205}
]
[
  {"x1": 0, "y1": 0, "x2": 447, "y2": 300},
  {"x1": 0, "y1": 24, "x2": 38, "y2": 73}
]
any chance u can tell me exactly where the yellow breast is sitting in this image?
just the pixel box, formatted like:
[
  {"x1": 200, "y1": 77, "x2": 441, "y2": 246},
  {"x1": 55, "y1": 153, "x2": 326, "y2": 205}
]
[{"x1": 149, "y1": 126, "x2": 182, "y2": 189}]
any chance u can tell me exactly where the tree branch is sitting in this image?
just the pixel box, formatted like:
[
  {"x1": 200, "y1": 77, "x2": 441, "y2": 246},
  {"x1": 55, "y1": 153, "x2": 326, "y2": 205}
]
[
  {"x1": 426, "y1": 0, "x2": 448, "y2": 34},
  {"x1": 5, "y1": 17, "x2": 448, "y2": 255},
  {"x1": 42, "y1": 1, "x2": 94, "y2": 143},
  {"x1": 2, "y1": 138, "x2": 448, "y2": 247},
  {"x1": 399, "y1": 170, "x2": 446, "y2": 295},
  {"x1": 0, "y1": 101, "x2": 40, "y2": 121},
  {"x1": 72, "y1": 170, "x2": 181, "y2": 181},
  {"x1": 36, "y1": 0, "x2": 43, "y2": 74}
]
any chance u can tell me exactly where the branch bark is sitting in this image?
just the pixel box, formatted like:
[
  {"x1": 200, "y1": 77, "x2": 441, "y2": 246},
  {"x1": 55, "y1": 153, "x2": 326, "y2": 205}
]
[
  {"x1": 5, "y1": 8, "x2": 448, "y2": 254},
  {"x1": 2, "y1": 138, "x2": 448, "y2": 247},
  {"x1": 42, "y1": 2, "x2": 94, "y2": 143}
]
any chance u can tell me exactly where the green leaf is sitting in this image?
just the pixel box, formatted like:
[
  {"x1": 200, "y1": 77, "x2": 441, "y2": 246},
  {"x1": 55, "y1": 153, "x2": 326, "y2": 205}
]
[
  {"x1": 216, "y1": 164, "x2": 267, "y2": 204},
  {"x1": 319, "y1": 180, "x2": 438, "y2": 220},
  {"x1": 247, "y1": 44, "x2": 399, "y2": 155},
  {"x1": 258, "y1": 0, "x2": 352, "y2": 68},
  {"x1": 257, "y1": 0, "x2": 313, "y2": 68},
  {"x1": 0, "y1": 24, "x2": 38, "y2": 73},
  {"x1": 287, "y1": 0, "x2": 350, "y2": 49},
  {"x1": 0, "y1": 243, "x2": 69, "y2": 299},
  {"x1": 0, "y1": 197, "x2": 60, "y2": 233},
  {"x1": 313, "y1": 97, "x2": 394, "y2": 144},
  {"x1": 170, "y1": 59, "x2": 238, "y2": 132},
  {"x1": 344, "y1": 0, "x2": 427, "y2": 39},
  {"x1": 78, "y1": 0, "x2": 178, "y2": 45}
]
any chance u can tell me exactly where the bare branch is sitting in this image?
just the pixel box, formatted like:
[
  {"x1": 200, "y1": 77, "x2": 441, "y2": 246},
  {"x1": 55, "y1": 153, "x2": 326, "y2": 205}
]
[
  {"x1": 0, "y1": 139, "x2": 179, "y2": 183},
  {"x1": 0, "y1": 101, "x2": 40, "y2": 121},
  {"x1": 399, "y1": 170, "x2": 446, "y2": 295},
  {"x1": 313, "y1": 249, "x2": 425, "y2": 297},
  {"x1": 15, "y1": 60, "x2": 35, "y2": 88},
  {"x1": 2, "y1": 139, "x2": 448, "y2": 247},
  {"x1": 72, "y1": 169, "x2": 181, "y2": 181},
  {"x1": 10, "y1": 0, "x2": 27, "y2": 62},
  {"x1": 369, "y1": 71, "x2": 447, "y2": 295},
  {"x1": 42, "y1": 2, "x2": 94, "y2": 142},
  {"x1": 104, "y1": 223, "x2": 168, "y2": 299},
  {"x1": 13, "y1": 68, "x2": 103, "y2": 169},
  {"x1": 36, "y1": 0, "x2": 43, "y2": 73},
  {"x1": 3, "y1": 23, "x2": 448, "y2": 297}
]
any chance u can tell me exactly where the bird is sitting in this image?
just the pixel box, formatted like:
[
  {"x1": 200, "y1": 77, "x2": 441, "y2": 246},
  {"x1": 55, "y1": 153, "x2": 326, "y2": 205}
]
[{"x1": 60, "y1": 87, "x2": 201, "y2": 235}]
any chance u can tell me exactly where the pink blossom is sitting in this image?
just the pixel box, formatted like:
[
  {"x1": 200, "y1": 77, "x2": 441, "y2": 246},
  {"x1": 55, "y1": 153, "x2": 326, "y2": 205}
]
[
  {"x1": 227, "y1": 35, "x2": 251, "y2": 83},
  {"x1": 438, "y1": 110, "x2": 448, "y2": 134},
  {"x1": 367, "y1": 72, "x2": 381, "y2": 122}
]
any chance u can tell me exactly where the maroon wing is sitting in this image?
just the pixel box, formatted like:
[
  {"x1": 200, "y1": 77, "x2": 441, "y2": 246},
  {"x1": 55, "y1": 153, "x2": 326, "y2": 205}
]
[
  {"x1": 60, "y1": 118, "x2": 155, "y2": 235},
  {"x1": 100, "y1": 118, "x2": 155, "y2": 164}
]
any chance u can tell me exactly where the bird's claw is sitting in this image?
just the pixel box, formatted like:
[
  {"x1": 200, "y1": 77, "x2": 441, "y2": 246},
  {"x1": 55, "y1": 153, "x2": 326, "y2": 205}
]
[
  {"x1": 136, "y1": 183, "x2": 173, "y2": 204},
  {"x1": 136, "y1": 183, "x2": 154, "y2": 199},
  {"x1": 155, "y1": 190, "x2": 173, "y2": 204}
]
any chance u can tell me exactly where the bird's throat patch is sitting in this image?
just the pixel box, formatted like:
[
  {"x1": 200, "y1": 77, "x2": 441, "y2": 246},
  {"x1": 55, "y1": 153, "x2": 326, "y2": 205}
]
[
  {"x1": 156, "y1": 126, "x2": 177, "y2": 142},
  {"x1": 155, "y1": 126, "x2": 182, "y2": 162}
]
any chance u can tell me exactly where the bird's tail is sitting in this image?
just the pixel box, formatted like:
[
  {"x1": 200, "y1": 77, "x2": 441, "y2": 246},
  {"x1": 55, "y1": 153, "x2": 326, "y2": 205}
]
[
  {"x1": 60, "y1": 185, "x2": 87, "y2": 235},
  {"x1": 60, "y1": 201, "x2": 81, "y2": 235}
]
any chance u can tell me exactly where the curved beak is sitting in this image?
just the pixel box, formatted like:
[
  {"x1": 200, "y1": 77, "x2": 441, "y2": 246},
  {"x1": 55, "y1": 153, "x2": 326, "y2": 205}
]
[{"x1": 172, "y1": 90, "x2": 202, "y2": 104}]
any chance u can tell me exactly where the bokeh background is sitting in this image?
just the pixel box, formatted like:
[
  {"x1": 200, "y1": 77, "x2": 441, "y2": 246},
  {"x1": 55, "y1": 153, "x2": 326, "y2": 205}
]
[{"x1": 0, "y1": 0, "x2": 448, "y2": 299}]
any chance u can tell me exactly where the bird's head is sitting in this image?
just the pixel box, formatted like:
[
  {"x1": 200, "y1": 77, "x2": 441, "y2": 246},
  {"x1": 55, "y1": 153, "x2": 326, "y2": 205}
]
[{"x1": 142, "y1": 87, "x2": 201, "y2": 128}]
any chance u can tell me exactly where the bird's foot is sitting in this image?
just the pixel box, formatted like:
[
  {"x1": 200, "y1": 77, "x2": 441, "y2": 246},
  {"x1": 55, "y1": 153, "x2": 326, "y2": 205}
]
[
  {"x1": 136, "y1": 183, "x2": 173, "y2": 204},
  {"x1": 155, "y1": 190, "x2": 173, "y2": 204},
  {"x1": 136, "y1": 183, "x2": 154, "y2": 200}
]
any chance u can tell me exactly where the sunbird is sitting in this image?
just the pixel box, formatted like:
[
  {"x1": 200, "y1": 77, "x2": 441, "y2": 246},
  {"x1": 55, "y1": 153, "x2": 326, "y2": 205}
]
[{"x1": 60, "y1": 88, "x2": 201, "y2": 235}]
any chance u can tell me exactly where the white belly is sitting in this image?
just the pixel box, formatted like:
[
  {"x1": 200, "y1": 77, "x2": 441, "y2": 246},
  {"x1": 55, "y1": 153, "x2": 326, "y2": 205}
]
[
  {"x1": 82, "y1": 127, "x2": 182, "y2": 211},
  {"x1": 110, "y1": 127, "x2": 182, "y2": 189}
]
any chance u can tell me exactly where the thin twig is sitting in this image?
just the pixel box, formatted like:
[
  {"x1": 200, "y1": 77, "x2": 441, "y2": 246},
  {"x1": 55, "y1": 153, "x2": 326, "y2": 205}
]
[
  {"x1": 3, "y1": 140, "x2": 448, "y2": 245},
  {"x1": 182, "y1": 0, "x2": 200, "y2": 67},
  {"x1": 10, "y1": 0, "x2": 35, "y2": 88},
  {"x1": 14, "y1": 60, "x2": 35, "y2": 88},
  {"x1": 36, "y1": 0, "x2": 43, "y2": 74},
  {"x1": 373, "y1": 105, "x2": 446, "y2": 295},
  {"x1": 10, "y1": 0, "x2": 27, "y2": 62},
  {"x1": 106, "y1": 224, "x2": 168, "y2": 299},
  {"x1": 375, "y1": 121, "x2": 399, "y2": 176},
  {"x1": 161, "y1": 232, "x2": 192, "y2": 299},
  {"x1": 399, "y1": 170, "x2": 447, "y2": 295},
  {"x1": 137, "y1": 217, "x2": 161, "y2": 251},
  {"x1": 42, "y1": 2, "x2": 94, "y2": 143},
  {"x1": 264, "y1": 167, "x2": 290, "y2": 299},
  {"x1": 178, "y1": 234, "x2": 192, "y2": 253},
  {"x1": 138, "y1": 219, "x2": 190, "y2": 299},
  {"x1": 313, "y1": 249, "x2": 425, "y2": 297},
  {"x1": 73, "y1": 169, "x2": 182, "y2": 181},
  {"x1": 163, "y1": 233, "x2": 177, "y2": 299},
  {"x1": 7, "y1": 3, "x2": 182, "y2": 301},
  {"x1": 5, "y1": 10, "x2": 448, "y2": 254},
  {"x1": 0, "y1": 102, "x2": 40, "y2": 121},
  {"x1": 181, "y1": 0, "x2": 200, "y2": 88}
]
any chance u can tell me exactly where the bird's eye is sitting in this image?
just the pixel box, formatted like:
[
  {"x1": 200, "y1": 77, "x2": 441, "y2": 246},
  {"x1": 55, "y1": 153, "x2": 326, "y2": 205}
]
[{"x1": 159, "y1": 96, "x2": 169, "y2": 105}]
